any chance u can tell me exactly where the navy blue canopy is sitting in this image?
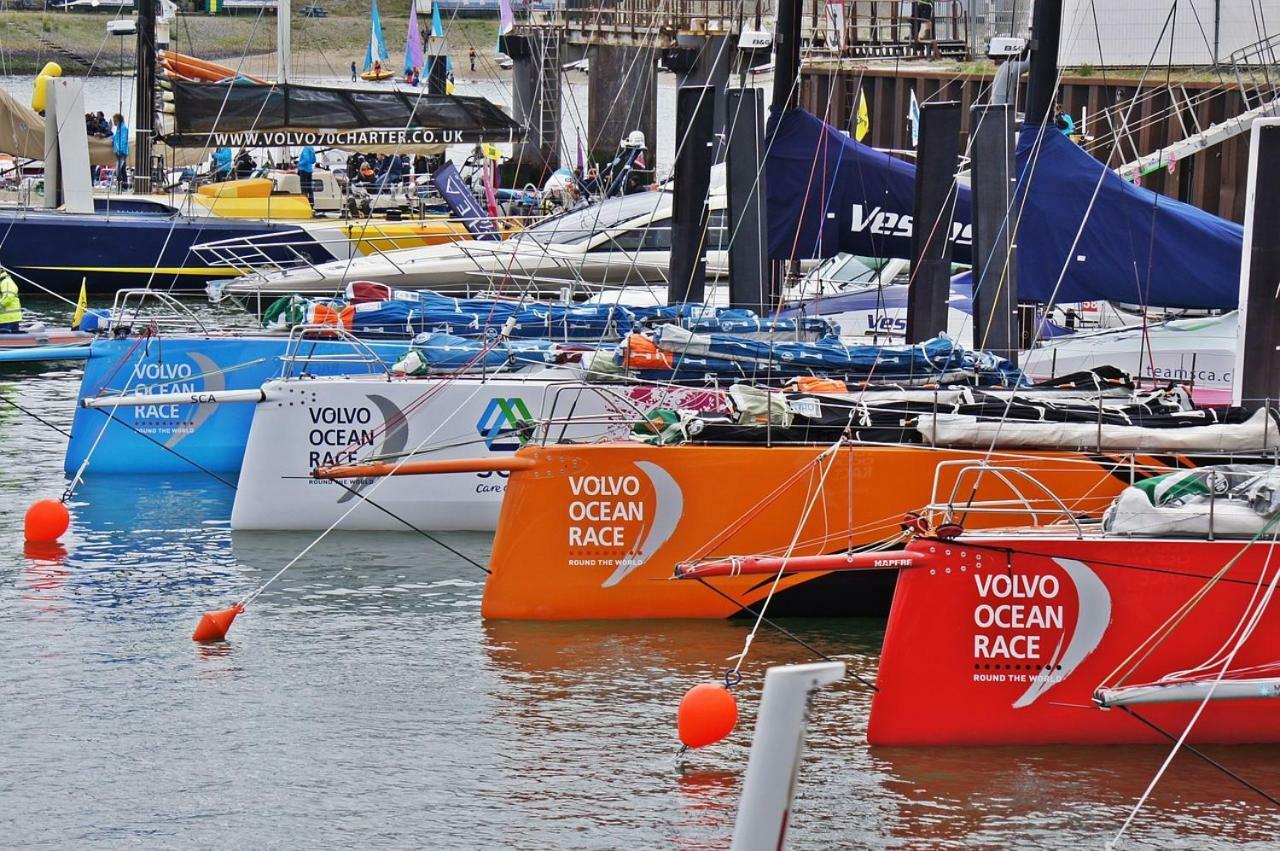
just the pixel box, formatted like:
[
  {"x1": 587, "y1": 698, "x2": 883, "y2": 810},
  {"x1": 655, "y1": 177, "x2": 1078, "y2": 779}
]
[
  {"x1": 765, "y1": 108, "x2": 973, "y2": 264},
  {"x1": 765, "y1": 108, "x2": 1244, "y2": 310},
  {"x1": 1012, "y1": 125, "x2": 1243, "y2": 309}
]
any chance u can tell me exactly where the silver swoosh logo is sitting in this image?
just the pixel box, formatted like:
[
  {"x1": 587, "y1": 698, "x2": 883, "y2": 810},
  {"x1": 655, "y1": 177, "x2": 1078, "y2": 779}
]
[
  {"x1": 336, "y1": 393, "x2": 410, "y2": 504},
  {"x1": 1012, "y1": 557, "x2": 1112, "y2": 709},
  {"x1": 165, "y1": 351, "x2": 225, "y2": 449},
  {"x1": 602, "y1": 461, "x2": 683, "y2": 588}
]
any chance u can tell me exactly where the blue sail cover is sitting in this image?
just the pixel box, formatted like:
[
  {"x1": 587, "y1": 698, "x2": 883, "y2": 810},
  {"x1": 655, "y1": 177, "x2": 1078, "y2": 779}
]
[
  {"x1": 766, "y1": 109, "x2": 1243, "y2": 310},
  {"x1": 1012, "y1": 125, "x2": 1242, "y2": 309},
  {"x1": 765, "y1": 108, "x2": 973, "y2": 264}
]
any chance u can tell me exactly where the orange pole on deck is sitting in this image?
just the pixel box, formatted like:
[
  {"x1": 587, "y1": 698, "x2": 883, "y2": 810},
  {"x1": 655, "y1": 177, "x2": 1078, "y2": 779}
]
[{"x1": 314, "y1": 455, "x2": 539, "y2": 480}]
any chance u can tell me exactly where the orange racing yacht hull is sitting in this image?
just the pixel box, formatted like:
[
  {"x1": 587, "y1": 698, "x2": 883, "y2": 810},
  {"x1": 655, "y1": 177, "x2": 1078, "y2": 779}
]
[{"x1": 482, "y1": 443, "x2": 1190, "y2": 620}]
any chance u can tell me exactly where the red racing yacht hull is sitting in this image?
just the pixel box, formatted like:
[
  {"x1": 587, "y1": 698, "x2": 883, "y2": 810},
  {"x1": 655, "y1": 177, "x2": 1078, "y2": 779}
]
[{"x1": 869, "y1": 536, "x2": 1280, "y2": 746}]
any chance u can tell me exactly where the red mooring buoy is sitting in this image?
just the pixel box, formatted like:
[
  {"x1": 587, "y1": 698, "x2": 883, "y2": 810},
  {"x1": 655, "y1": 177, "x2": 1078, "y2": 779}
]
[
  {"x1": 24, "y1": 499, "x2": 70, "y2": 543},
  {"x1": 192, "y1": 602, "x2": 244, "y2": 642},
  {"x1": 678, "y1": 683, "x2": 739, "y2": 749}
]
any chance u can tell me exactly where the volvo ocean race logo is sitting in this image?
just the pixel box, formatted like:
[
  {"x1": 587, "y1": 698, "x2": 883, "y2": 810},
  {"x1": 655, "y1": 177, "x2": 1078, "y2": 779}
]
[
  {"x1": 563, "y1": 461, "x2": 684, "y2": 588},
  {"x1": 969, "y1": 556, "x2": 1111, "y2": 708},
  {"x1": 125, "y1": 352, "x2": 224, "y2": 449},
  {"x1": 476, "y1": 397, "x2": 533, "y2": 451},
  {"x1": 303, "y1": 393, "x2": 410, "y2": 504}
]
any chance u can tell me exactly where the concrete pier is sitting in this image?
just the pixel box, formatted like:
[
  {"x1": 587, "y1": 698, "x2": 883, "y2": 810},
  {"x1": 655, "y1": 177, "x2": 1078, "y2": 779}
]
[{"x1": 586, "y1": 45, "x2": 657, "y2": 171}]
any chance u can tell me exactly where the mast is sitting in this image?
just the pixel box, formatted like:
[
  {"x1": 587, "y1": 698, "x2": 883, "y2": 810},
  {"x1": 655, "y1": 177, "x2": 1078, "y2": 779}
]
[
  {"x1": 277, "y1": 0, "x2": 291, "y2": 85},
  {"x1": 1024, "y1": 0, "x2": 1062, "y2": 125},
  {"x1": 133, "y1": 0, "x2": 156, "y2": 194}
]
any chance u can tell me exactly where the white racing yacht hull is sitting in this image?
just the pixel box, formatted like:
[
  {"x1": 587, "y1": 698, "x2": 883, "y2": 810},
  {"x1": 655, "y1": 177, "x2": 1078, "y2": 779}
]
[{"x1": 230, "y1": 370, "x2": 722, "y2": 531}]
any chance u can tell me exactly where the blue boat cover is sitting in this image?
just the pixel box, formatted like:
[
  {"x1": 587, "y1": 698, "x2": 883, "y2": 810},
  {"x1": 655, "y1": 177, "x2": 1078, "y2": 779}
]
[
  {"x1": 1012, "y1": 125, "x2": 1243, "y2": 309},
  {"x1": 644, "y1": 328, "x2": 1022, "y2": 386},
  {"x1": 765, "y1": 108, "x2": 973, "y2": 264},
  {"x1": 766, "y1": 109, "x2": 1244, "y2": 309},
  {"x1": 402, "y1": 333, "x2": 560, "y2": 371},
  {"x1": 292, "y1": 291, "x2": 837, "y2": 341}
]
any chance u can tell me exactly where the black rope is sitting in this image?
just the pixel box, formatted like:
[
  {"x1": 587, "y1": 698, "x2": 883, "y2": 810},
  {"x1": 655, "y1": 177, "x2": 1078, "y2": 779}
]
[
  {"x1": 1119, "y1": 706, "x2": 1280, "y2": 808},
  {"x1": 327, "y1": 478, "x2": 490, "y2": 575},
  {"x1": 0, "y1": 393, "x2": 71, "y2": 437},
  {"x1": 693, "y1": 576, "x2": 878, "y2": 692}
]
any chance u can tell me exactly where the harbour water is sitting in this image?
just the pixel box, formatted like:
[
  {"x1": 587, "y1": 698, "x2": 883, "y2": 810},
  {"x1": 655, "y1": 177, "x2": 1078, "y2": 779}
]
[{"x1": 3, "y1": 297, "x2": 1280, "y2": 847}]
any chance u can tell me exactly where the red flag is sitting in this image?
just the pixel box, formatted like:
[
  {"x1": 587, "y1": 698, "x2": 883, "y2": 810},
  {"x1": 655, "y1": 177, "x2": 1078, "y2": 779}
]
[{"x1": 484, "y1": 160, "x2": 500, "y2": 218}]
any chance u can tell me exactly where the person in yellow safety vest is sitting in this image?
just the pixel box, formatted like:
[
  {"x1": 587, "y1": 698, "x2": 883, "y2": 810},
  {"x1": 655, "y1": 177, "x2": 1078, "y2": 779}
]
[{"x1": 0, "y1": 270, "x2": 21, "y2": 333}]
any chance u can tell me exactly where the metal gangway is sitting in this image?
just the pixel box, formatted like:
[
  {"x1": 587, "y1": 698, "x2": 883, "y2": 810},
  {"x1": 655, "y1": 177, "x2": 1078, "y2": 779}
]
[{"x1": 1109, "y1": 33, "x2": 1280, "y2": 182}]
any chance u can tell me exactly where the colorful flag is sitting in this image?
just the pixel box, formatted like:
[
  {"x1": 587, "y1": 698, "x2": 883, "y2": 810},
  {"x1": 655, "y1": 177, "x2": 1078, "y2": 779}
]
[
  {"x1": 71, "y1": 278, "x2": 87, "y2": 329},
  {"x1": 855, "y1": 88, "x2": 870, "y2": 142},
  {"x1": 908, "y1": 89, "x2": 920, "y2": 148},
  {"x1": 484, "y1": 160, "x2": 500, "y2": 219},
  {"x1": 482, "y1": 143, "x2": 502, "y2": 161},
  {"x1": 498, "y1": 0, "x2": 514, "y2": 35},
  {"x1": 433, "y1": 160, "x2": 500, "y2": 241}
]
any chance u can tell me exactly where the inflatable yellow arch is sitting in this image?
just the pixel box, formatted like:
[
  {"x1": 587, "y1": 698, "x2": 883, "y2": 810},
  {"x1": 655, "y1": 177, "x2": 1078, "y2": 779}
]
[{"x1": 31, "y1": 62, "x2": 63, "y2": 113}]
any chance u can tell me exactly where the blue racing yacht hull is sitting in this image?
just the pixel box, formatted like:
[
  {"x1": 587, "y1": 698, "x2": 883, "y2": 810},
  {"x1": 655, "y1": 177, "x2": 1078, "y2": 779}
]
[{"x1": 66, "y1": 335, "x2": 409, "y2": 476}]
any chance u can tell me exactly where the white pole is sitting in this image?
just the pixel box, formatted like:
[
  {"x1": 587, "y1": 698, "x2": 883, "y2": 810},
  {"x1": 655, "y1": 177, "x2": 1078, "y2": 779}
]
[
  {"x1": 730, "y1": 662, "x2": 845, "y2": 851},
  {"x1": 277, "y1": 0, "x2": 291, "y2": 85},
  {"x1": 81, "y1": 388, "x2": 268, "y2": 408}
]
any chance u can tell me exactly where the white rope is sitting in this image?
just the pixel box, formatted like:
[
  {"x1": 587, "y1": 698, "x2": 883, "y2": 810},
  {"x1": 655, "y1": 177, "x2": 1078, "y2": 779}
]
[
  {"x1": 1108, "y1": 531, "x2": 1280, "y2": 846},
  {"x1": 727, "y1": 438, "x2": 844, "y2": 672},
  {"x1": 241, "y1": 373, "x2": 497, "y2": 606}
]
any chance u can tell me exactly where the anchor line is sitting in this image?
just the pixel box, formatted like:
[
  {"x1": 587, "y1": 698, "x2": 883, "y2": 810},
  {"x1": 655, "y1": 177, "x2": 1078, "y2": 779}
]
[
  {"x1": 326, "y1": 478, "x2": 489, "y2": 575},
  {"x1": 690, "y1": 576, "x2": 876, "y2": 691},
  {"x1": 1118, "y1": 706, "x2": 1280, "y2": 808},
  {"x1": 0, "y1": 393, "x2": 71, "y2": 437},
  {"x1": 84, "y1": 406, "x2": 238, "y2": 490}
]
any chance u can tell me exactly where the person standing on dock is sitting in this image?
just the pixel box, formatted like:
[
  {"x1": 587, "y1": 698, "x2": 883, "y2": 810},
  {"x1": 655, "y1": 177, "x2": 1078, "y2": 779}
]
[
  {"x1": 469, "y1": 47, "x2": 476, "y2": 72},
  {"x1": 0, "y1": 269, "x2": 22, "y2": 333},
  {"x1": 351, "y1": 61, "x2": 357, "y2": 82},
  {"x1": 297, "y1": 144, "x2": 317, "y2": 208},
  {"x1": 1054, "y1": 102, "x2": 1076, "y2": 136},
  {"x1": 111, "y1": 113, "x2": 129, "y2": 191}
]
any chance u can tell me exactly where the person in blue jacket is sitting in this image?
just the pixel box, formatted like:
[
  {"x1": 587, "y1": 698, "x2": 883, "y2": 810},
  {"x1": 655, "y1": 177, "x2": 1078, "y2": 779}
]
[
  {"x1": 212, "y1": 146, "x2": 233, "y2": 181},
  {"x1": 111, "y1": 113, "x2": 129, "y2": 190},
  {"x1": 297, "y1": 144, "x2": 316, "y2": 207},
  {"x1": 1054, "y1": 102, "x2": 1076, "y2": 136}
]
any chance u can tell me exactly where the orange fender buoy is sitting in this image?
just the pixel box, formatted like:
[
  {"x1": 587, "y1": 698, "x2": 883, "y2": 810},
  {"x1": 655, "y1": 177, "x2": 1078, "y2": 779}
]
[
  {"x1": 24, "y1": 499, "x2": 70, "y2": 543},
  {"x1": 192, "y1": 602, "x2": 244, "y2": 642},
  {"x1": 678, "y1": 683, "x2": 738, "y2": 749}
]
